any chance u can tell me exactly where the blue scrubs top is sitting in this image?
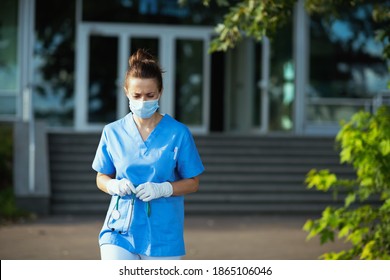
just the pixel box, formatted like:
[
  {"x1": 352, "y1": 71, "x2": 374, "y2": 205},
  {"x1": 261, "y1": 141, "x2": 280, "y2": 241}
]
[{"x1": 92, "y1": 113, "x2": 204, "y2": 257}]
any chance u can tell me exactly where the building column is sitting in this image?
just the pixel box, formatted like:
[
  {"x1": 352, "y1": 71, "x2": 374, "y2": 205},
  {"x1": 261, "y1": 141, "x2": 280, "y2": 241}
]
[
  {"x1": 15, "y1": 0, "x2": 51, "y2": 215},
  {"x1": 18, "y1": 0, "x2": 35, "y2": 119},
  {"x1": 293, "y1": 0, "x2": 309, "y2": 134}
]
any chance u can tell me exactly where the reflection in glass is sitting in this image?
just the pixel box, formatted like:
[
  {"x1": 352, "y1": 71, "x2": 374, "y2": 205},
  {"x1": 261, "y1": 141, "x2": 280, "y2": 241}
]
[
  {"x1": 0, "y1": 0, "x2": 18, "y2": 92},
  {"x1": 175, "y1": 40, "x2": 203, "y2": 126},
  {"x1": 88, "y1": 35, "x2": 118, "y2": 123},
  {"x1": 308, "y1": 4, "x2": 389, "y2": 123},
  {"x1": 34, "y1": 0, "x2": 75, "y2": 126},
  {"x1": 83, "y1": 0, "x2": 226, "y2": 26},
  {"x1": 0, "y1": 0, "x2": 18, "y2": 119},
  {"x1": 0, "y1": 96, "x2": 16, "y2": 115},
  {"x1": 130, "y1": 38, "x2": 159, "y2": 62},
  {"x1": 307, "y1": 104, "x2": 369, "y2": 124},
  {"x1": 255, "y1": 19, "x2": 294, "y2": 131},
  {"x1": 139, "y1": 0, "x2": 158, "y2": 15},
  {"x1": 253, "y1": 45, "x2": 262, "y2": 127}
]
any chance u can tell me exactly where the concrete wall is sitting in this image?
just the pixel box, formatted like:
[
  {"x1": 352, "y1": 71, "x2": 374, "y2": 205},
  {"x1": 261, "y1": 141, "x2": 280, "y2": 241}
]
[{"x1": 13, "y1": 120, "x2": 50, "y2": 215}]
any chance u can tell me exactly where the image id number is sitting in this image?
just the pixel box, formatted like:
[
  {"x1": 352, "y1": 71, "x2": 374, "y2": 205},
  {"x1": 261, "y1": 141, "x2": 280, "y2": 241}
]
[{"x1": 212, "y1": 266, "x2": 272, "y2": 276}]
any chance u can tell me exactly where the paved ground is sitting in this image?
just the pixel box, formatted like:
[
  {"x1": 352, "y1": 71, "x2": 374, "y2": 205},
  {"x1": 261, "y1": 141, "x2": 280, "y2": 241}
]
[{"x1": 0, "y1": 214, "x2": 351, "y2": 260}]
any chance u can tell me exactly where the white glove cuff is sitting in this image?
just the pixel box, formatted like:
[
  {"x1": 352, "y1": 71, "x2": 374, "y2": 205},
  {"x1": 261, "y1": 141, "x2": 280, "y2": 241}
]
[
  {"x1": 106, "y1": 179, "x2": 119, "y2": 195},
  {"x1": 161, "y1": 182, "x2": 173, "y2": 197}
]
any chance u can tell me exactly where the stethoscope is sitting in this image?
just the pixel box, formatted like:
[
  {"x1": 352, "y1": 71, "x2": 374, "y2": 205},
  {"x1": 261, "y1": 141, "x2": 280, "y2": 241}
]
[{"x1": 106, "y1": 193, "x2": 151, "y2": 234}]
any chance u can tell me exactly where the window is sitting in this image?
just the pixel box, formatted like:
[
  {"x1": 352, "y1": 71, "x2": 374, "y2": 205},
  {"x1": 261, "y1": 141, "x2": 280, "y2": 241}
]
[
  {"x1": 0, "y1": 0, "x2": 19, "y2": 117},
  {"x1": 83, "y1": 0, "x2": 226, "y2": 25},
  {"x1": 34, "y1": 0, "x2": 75, "y2": 126},
  {"x1": 308, "y1": 4, "x2": 389, "y2": 124}
]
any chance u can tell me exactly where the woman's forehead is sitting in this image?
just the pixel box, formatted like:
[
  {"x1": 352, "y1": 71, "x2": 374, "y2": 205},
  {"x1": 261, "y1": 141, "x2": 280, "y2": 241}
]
[{"x1": 127, "y1": 78, "x2": 159, "y2": 91}]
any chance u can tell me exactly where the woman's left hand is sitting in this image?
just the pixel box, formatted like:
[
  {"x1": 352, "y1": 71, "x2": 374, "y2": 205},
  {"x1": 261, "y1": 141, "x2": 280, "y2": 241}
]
[{"x1": 136, "y1": 182, "x2": 173, "y2": 202}]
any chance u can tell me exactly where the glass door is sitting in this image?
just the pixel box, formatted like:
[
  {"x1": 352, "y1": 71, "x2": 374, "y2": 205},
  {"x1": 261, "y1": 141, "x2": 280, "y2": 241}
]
[
  {"x1": 175, "y1": 39, "x2": 205, "y2": 127},
  {"x1": 225, "y1": 38, "x2": 270, "y2": 133},
  {"x1": 87, "y1": 35, "x2": 118, "y2": 124},
  {"x1": 224, "y1": 17, "x2": 294, "y2": 134},
  {"x1": 75, "y1": 23, "x2": 212, "y2": 133}
]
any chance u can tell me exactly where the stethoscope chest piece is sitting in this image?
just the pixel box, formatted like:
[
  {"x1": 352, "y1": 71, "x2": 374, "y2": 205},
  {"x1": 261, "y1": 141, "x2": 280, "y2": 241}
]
[{"x1": 111, "y1": 209, "x2": 121, "y2": 220}]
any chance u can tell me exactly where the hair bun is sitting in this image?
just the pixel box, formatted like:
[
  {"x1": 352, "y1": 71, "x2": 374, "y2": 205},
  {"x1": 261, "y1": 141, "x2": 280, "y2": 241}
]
[
  {"x1": 124, "y1": 48, "x2": 164, "y2": 92},
  {"x1": 129, "y1": 49, "x2": 156, "y2": 66}
]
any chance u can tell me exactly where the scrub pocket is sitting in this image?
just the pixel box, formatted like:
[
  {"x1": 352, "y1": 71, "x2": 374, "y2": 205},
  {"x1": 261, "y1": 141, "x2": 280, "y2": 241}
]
[
  {"x1": 106, "y1": 196, "x2": 134, "y2": 234},
  {"x1": 154, "y1": 150, "x2": 177, "y2": 182}
]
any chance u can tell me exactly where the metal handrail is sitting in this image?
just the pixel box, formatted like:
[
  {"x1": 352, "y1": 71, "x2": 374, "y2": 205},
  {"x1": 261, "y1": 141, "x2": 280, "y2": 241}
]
[
  {"x1": 306, "y1": 97, "x2": 372, "y2": 106},
  {"x1": 307, "y1": 92, "x2": 390, "y2": 114}
]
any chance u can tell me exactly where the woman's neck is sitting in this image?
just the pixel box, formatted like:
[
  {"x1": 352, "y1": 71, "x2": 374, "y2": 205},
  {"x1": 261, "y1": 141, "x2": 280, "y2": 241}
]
[{"x1": 132, "y1": 113, "x2": 162, "y2": 140}]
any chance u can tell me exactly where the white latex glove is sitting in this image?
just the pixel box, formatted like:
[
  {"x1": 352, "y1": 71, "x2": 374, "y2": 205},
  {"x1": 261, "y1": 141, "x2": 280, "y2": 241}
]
[
  {"x1": 106, "y1": 178, "x2": 136, "y2": 196},
  {"x1": 136, "y1": 182, "x2": 173, "y2": 202}
]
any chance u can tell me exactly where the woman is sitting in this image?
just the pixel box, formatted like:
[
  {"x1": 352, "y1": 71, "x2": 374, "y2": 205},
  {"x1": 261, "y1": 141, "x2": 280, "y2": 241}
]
[{"x1": 92, "y1": 49, "x2": 204, "y2": 260}]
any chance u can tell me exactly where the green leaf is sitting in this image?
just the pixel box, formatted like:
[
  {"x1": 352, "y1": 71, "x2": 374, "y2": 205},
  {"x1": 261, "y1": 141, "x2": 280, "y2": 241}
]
[
  {"x1": 338, "y1": 225, "x2": 351, "y2": 238},
  {"x1": 303, "y1": 219, "x2": 314, "y2": 232},
  {"x1": 345, "y1": 193, "x2": 356, "y2": 207},
  {"x1": 379, "y1": 198, "x2": 390, "y2": 212},
  {"x1": 320, "y1": 229, "x2": 334, "y2": 244},
  {"x1": 305, "y1": 169, "x2": 337, "y2": 191},
  {"x1": 360, "y1": 177, "x2": 373, "y2": 187},
  {"x1": 361, "y1": 240, "x2": 375, "y2": 260},
  {"x1": 340, "y1": 147, "x2": 352, "y2": 163},
  {"x1": 326, "y1": 173, "x2": 337, "y2": 189},
  {"x1": 347, "y1": 228, "x2": 369, "y2": 245},
  {"x1": 321, "y1": 250, "x2": 348, "y2": 260},
  {"x1": 379, "y1": 140, "x2": 390, "y2": 156}
]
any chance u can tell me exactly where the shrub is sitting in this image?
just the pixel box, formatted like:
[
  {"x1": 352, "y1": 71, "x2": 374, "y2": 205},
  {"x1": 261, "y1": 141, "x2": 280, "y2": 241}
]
[
  {"x1": 303, "y1": 106, "x2": 390, "y2": 259},
  {"x1": 0, "y1": 124, "x2": 30, "y2": 222},
  {"x1": 0, "y1": 124, "x2": 13, "y2": 191}
]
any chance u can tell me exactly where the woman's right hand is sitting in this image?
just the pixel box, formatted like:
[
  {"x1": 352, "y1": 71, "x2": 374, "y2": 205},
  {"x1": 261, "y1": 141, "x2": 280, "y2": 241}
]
[{"x1": 106, "y1": 178, "x2": 136, "y2": 196}]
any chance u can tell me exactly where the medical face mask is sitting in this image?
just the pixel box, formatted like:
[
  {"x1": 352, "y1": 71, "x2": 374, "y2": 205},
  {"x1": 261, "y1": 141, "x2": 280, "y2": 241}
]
[{"x1": 129, "y1": 98, "x2": 160, "y2": 119}]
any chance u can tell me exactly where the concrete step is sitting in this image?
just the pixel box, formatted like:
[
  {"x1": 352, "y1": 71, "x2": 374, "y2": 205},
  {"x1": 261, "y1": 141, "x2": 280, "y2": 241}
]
[{"x1": 48, "y1": 133, "x2": 355, "y2": 215}]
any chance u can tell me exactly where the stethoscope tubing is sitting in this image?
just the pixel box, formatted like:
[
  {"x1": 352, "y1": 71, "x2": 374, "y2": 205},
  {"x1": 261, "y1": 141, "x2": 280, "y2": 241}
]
[{"x1": 106, "y1": 194, "x2": 151, "y2": 234}]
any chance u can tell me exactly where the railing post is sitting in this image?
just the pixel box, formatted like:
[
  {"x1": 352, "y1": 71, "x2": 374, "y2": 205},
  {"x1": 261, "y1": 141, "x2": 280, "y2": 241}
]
[{"x1": 260, "y1": 36, "x2": 270, "y2": 133}]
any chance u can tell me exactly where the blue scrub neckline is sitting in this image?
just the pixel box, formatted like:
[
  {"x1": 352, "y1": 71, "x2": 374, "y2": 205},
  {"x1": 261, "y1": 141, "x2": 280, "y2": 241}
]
[{"x1": 126, "y1": 112, "x2": 168, "y2": 148}]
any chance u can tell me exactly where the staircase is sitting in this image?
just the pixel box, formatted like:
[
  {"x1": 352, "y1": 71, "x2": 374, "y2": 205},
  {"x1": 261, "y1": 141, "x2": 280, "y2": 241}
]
[
  {"x1": 187, "y1": 135, "x2": 354, "y2": 214},
  {"x1": 48, "y1": 133, "x2": 355, "y2": 215},
  {"x1": 48, "y1": 133, "x2": 106, "y2": 214}
]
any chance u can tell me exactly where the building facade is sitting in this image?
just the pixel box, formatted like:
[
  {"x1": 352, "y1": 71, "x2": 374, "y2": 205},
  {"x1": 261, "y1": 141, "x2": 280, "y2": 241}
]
[
  {"x1": 2, "y1": 0, "x2": 389, "y2": 136},
  {"x1": 2, "y1": 0, "x2": 390, "y2": 215}
]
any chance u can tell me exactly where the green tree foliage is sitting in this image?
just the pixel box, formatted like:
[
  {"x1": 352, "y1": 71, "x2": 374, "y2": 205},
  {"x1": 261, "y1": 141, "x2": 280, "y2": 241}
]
[
  {"x1": 200, "y1": 0, "x2": 390, "y2": 58},
  {"x1": 201, "y1": 0, "x2": 296, "y2": 52},
  {"x1": 303, "y1": 106, "x2": 390, "y2": 259}
]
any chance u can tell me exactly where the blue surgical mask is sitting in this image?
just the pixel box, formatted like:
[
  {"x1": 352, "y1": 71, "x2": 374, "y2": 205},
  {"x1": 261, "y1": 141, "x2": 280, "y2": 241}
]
[{"x1": 129, "y1": 98, "x2": 160, "y2": 119}]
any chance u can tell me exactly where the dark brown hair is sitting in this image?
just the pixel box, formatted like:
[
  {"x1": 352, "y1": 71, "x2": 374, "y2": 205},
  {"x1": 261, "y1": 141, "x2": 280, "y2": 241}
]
[{"x1": 124, "y1": 49, "x2": 164, "y2": 92}]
